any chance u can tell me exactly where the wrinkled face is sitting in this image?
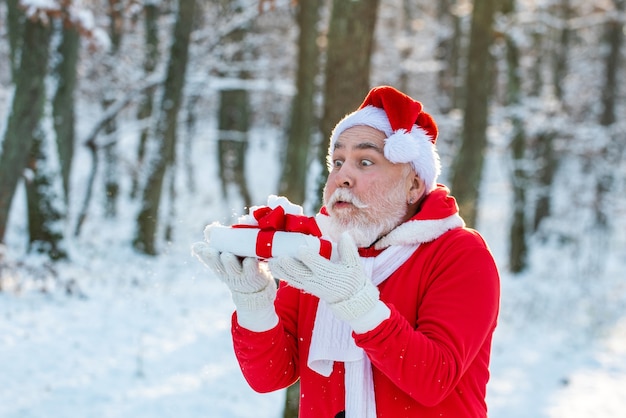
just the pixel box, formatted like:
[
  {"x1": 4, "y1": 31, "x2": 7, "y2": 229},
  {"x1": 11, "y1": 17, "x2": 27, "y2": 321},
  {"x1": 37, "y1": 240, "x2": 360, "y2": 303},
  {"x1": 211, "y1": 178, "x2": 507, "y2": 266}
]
[{"x1": 323, "y1": 125, "x2": 419, "y2": 247}]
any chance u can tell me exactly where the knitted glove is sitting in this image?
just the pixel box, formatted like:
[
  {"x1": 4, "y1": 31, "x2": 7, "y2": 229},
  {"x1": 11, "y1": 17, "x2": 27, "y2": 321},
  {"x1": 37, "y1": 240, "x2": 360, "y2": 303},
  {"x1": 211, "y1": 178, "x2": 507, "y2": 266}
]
[
  {"x1": 192, "y1": 242, "x2": 278, "y2": 331},
  {"x1": 269, "y1": 233, "x2": 389, "y2": 332}
]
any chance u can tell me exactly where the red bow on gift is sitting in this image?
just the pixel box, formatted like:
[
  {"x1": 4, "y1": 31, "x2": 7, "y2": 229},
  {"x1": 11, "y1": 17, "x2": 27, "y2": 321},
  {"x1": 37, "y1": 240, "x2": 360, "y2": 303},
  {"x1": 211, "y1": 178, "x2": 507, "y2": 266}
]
[{"x1": 233, "y1": 206, "x2": 332, "y2": 259}]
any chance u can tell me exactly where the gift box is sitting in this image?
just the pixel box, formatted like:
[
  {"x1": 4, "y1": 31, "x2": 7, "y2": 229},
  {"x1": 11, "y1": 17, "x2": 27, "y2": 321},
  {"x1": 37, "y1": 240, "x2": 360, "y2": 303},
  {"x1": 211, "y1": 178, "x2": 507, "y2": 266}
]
[{"x1": 203, "y1": 195, "x2": 337, "y2": 261}]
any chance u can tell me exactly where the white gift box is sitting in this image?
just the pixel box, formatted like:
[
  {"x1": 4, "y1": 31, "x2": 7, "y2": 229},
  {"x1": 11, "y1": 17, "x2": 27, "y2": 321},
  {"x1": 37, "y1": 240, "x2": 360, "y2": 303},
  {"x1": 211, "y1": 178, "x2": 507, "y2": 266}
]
[{"x1": 204, "y1": 224, "x2": 337, "y2": 261}]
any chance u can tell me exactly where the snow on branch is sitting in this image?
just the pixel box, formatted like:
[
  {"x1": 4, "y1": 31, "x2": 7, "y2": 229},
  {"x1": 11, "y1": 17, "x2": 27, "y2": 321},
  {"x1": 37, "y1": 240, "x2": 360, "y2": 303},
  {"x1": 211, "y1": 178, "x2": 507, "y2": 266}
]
[
  {"x1": 511, "y1": 8, "x2": 625, "y2": 31},
  {"x1": 19, "y1": 0, "x2": 109, "y2": 49},
  {"x1": 82, "y1": 76, "x2": 163, "y2": 149}
]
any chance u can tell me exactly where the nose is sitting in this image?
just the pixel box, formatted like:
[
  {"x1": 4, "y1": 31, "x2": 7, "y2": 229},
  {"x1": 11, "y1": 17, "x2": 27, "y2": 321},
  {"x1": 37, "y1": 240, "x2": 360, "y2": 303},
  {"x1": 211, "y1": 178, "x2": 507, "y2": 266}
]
[{"x1": 334, "y1": 165, "x2": 353, "y2": 188}]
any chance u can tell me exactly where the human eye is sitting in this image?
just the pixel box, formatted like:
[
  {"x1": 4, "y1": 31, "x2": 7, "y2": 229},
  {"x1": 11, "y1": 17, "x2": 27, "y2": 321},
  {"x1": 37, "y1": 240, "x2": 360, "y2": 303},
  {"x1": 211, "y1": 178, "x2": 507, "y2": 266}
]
[
  {"x1": 360, "y1": 159, "x2": 374, "y2": 167},
  {"x1": 332, "y1": 159, "x2": 344, "y2": 168}
]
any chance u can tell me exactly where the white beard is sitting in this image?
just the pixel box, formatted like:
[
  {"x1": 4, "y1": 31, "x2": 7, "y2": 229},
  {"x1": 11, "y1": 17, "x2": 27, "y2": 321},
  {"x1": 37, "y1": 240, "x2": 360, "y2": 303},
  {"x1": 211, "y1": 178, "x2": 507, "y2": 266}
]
[
  {"x1": 324, "y1": 216, "x2": 389, "y2": 248},
  {"x1": 322, "y1": 186, "x2": 408, "y2": 248}
]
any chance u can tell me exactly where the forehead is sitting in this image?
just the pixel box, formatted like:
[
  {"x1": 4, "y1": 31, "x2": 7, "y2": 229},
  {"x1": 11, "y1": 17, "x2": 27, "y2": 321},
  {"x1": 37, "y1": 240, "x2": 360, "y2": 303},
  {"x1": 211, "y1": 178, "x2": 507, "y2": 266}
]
[{"x1": 333, "y1": 125, "x2": 386, "y2": 152}]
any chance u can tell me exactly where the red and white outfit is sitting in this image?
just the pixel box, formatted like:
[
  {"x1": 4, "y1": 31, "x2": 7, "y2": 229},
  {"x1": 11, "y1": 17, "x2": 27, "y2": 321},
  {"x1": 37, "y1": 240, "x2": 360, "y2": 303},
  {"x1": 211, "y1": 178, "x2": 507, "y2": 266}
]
[{"x1": 231, "y1": 185, "x2": 500, "y2": 418}]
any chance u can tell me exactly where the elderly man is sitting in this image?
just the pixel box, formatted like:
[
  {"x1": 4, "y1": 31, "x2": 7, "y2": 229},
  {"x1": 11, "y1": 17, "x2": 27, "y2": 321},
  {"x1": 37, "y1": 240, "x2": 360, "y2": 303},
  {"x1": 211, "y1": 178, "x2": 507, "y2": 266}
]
[{"x1": 193, "y1": 86, "x2": 500, "y2": 418}]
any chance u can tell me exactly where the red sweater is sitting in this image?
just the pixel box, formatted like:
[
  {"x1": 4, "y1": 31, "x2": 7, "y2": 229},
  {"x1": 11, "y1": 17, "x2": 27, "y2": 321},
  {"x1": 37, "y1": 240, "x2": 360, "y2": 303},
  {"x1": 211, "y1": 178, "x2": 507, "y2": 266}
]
[{"x1": 232, "y1": 187, "x2": 500, "y2": 417}]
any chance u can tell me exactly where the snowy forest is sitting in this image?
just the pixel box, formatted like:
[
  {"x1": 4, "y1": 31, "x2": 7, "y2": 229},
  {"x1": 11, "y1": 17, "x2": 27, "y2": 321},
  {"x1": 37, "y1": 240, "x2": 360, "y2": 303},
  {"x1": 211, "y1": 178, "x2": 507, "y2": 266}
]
[{"x1": 1, "y1": 0, "x2": 625, "y2": 417}]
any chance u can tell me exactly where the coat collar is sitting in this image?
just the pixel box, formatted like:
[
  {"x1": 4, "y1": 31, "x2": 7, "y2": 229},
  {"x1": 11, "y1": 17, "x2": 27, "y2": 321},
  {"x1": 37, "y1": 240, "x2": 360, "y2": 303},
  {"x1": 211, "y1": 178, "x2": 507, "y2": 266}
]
[{"x1": 375, "y1": 185, "x2": 465, "y2": 249}]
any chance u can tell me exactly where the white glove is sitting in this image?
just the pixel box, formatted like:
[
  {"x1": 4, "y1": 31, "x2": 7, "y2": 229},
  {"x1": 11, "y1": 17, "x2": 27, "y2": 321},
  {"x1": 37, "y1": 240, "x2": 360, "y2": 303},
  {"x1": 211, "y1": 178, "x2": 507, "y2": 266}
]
[
  {"x1": 268, "y1": 233, "x2": 390, "y2": 331},
  {"x1": 192, "y1": 242, "x2": 278, "y2": 331}
]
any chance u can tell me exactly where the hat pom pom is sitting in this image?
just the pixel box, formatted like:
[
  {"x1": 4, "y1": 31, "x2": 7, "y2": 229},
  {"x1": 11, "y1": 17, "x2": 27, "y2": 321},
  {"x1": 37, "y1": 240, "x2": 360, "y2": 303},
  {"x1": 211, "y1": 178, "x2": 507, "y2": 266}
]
[
  {"x1": 384, "y1": 130, "x2": 420, "y2": 164},
  {"x1": 384, "y1": 127, "x2": 441, "y2": 192}
]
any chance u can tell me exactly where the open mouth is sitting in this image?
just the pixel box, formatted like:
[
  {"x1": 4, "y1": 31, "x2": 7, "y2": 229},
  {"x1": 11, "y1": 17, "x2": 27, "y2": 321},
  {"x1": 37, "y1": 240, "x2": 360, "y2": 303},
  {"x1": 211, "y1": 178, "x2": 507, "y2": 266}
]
[
  {"x1": 327, "y1": 189, "x2": 368, "y2": 211},
  {"x1": 333, "y1": 200, "x2": 354, "y2": 210}
]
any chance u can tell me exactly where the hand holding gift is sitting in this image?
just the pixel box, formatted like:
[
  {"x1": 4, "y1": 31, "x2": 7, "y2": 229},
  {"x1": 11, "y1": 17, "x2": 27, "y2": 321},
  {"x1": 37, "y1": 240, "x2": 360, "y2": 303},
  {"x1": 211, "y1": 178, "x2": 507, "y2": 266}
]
[
  {"x1": 269, "y1": 232, "x2": 384, "y2": 328},
  {"x1": 191, "y1": 195, "x2": 337, "y2": 331}
]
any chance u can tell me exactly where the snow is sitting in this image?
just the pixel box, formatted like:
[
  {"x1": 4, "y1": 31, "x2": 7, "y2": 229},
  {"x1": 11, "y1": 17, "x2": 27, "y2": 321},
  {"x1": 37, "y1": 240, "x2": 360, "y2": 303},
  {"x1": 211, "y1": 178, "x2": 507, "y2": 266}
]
[
  {"x1": 1, "y1": 128, "x2": 286, "y2": 418},
  {"x1": 0, "y1": 269, "x2": 284, "y2": 417}
]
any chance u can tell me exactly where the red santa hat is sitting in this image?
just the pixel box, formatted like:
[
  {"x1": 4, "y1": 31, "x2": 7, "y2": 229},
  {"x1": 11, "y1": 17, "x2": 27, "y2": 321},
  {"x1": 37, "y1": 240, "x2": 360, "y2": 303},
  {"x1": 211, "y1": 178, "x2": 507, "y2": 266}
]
[{"x1": 329, "y1": 85, "x2": 441, "y2": 193}]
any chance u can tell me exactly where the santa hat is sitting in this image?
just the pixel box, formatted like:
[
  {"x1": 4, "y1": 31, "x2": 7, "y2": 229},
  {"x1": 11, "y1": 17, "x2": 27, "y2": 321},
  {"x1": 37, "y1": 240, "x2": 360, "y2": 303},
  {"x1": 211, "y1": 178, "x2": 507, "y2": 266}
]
[{"x1": 329, "y1": 85, "x2": 441, "y2": 193}]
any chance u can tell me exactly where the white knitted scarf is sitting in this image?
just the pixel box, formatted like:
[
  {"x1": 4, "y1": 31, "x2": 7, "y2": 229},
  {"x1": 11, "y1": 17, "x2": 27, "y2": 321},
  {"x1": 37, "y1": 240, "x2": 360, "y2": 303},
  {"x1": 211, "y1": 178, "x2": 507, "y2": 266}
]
[{"x1": 307, "y1": 243, "x2": 419, "y2": 418}]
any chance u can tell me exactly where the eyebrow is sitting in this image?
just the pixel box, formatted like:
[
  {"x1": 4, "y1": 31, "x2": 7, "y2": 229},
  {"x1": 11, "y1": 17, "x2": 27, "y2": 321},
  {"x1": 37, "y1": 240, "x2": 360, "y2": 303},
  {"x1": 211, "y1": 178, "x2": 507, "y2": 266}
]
[{"x1": 334, "y1": 140, "x2": 385, "y2": 154}]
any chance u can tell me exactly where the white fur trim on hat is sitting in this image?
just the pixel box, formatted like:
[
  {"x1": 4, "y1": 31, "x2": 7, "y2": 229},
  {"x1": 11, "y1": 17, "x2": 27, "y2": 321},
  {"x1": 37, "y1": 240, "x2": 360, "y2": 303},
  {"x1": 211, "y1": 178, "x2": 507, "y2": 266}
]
[
  {"x1": 330, "y1": 106, "x2": 393, "y2": 144},
  {"x1": 328, "y1": 105, "x2": 441, "y2": 192}
]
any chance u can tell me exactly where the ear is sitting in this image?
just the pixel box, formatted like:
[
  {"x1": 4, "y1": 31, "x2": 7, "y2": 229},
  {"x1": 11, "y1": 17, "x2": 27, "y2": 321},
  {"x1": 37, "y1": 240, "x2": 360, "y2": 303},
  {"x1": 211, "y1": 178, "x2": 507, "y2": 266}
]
[{"x1": 407, "y1": 174, "x2": 426, "y2": 205}]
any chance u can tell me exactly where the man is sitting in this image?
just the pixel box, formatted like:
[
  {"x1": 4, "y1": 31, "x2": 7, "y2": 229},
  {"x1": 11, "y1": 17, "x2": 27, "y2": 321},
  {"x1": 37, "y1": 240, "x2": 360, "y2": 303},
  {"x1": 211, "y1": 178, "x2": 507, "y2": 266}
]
[{"x1": 193, "y1": 86, "x2": 500, "y2": 418}]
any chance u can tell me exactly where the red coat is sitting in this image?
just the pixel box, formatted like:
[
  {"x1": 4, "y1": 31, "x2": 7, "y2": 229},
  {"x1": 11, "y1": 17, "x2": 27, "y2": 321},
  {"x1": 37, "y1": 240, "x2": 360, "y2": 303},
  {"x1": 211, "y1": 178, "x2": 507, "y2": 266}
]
[{"x1": 232, "y1": 186, "x2": 500, "y2": 418}]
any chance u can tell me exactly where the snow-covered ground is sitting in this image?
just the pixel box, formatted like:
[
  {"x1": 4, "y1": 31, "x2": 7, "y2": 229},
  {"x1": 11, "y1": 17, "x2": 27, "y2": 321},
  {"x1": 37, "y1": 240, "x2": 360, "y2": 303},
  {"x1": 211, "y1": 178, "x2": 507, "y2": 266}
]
[{"x1": 1, "y1": 117, "x2": 625, "y2": 418}]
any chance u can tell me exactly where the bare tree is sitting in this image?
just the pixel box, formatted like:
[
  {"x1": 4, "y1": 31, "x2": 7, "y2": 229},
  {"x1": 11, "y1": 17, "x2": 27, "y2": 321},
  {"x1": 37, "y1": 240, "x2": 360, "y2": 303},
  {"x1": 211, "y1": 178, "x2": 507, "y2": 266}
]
[
  {"x1": 217, "y1": 88, "x2": 253, "y2": 208},
  {"x1": 0, "y1": 13, "x2": 52, "y2": 244},
  {"x1": 593, "y1": 0, "x2": 625, "y2": 232},
  {"x1": 213, "y1": 1, "x2": 260, "y2": 210},
  {"x1": 435, "y1": 0, "x2": 464, "y2": 113},
  {"x1": 6, "y1": 0, "x2": 24, "y2": 80},
  {"x1": 26, "y1": 128, "x2": 67, "y2": 260},
  {"x1": 52, "y1": 6, "x2": 81, "y2": 201},
  {"x1": 278, "y1": 0, "x2": 322, "y2": 206},
  {"x1": 599, "y1": 0, "x2": 624, "y2": 127},
  {"x1": 131, "y1": 1, "x2": 161, "y2": 199},
  {"x1": 99, "y1": 0, "x2": 127, "y2": 218},
  {"x1": 450, "y1": 0, "x2": 497, "y2": 227},
  {"x1": 531, "y1": 130, "x2": 558, "y2": 233},
  {"x1": 501, "y1": 0, "x2": 528, "y2": 273},
  {"x1": 74, "y1": 79, "x2": 162, "y2": 237},
  {"x1": 134, "y1": 0, "x2": 197, "y2": 255},
  {"x1": 551, "y1": 0, "x2": 572, "y2": 101}
]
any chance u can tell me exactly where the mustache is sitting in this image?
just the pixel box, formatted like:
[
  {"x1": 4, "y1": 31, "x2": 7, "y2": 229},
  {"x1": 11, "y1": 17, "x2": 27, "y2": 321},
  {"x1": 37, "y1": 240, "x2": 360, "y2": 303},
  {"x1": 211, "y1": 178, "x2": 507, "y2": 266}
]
[{"x1": 326, "y1": 188, "x2": 369, "y2": 209}]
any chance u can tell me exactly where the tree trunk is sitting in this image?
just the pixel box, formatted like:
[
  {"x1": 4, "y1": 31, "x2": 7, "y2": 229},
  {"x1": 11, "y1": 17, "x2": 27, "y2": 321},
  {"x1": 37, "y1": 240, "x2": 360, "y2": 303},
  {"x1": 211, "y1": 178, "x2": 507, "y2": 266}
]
[
  {"x1": 134, "y1": 0, "x2": 196, "y2": 255},
  {"x1": 108, "y1": 0, "x2": 124, "y2": 54},
  {"x1": 552, "y1": 0, "x2": 571, "y2": 101},
  {"x1": 52, "y1": 17, "x2": 80, "y2": 201},
  {"x1": 74, "y1": 139, "x2": 99, "y2": 237},
  {"x1": 500, "y1": 0, "x2": 528, "y2": 273},
  {"x1": 102, "y1": 95, "x2": 120, "y2": 218},
  {"x1": 530, "y1": 1, "x2": 571, "y2": 233},
  {"x1": 450, "y1": 0, "x2": 497, "y2": 227},
  {"x1": 101, "y1": 0, "x2": 126, "y2": 216},
  {"x1": 25, "y1": 127, "x2": 67, "y2": 260},
  {"x1": 532, "y1": 130, "x2": 557, "y2": 233},
  {"x1": 396, "y1": 0, "x2": 415, "y2": 94},
  {"x1": 435, "y1": 0, "x2": 463, "y2": 113},
  {"x1": 213, "y1": 1, "x2": 256, "y2": 209},
  {"x1": 314, "y1": 0, "x2": 381, "y2": 210},
  {"x1": 278, "y1": 0, "x2": 322, "y2": 206},
  {"x1": 508, "y1": 119, "x2": 527, "y2": 273},
  {"x1": 599, "y1": 0, "x2": 624, "y2": 126},
  {"x1": 6, "y1": 0, "x2": 24, "y2": 81},
  {"x1": 282, "y1": 380, "x2": 300, "y2": 418},
  {"x1": 0, "y1": 17, "x2": 51, "y2": 243},
  {"x1": 184, "y1": 93, "x2": 200, "y2": 194},
  {"x1": 217, "y1": 89, "x2": 252, "y2": 209},
  {"x1": 593, "y1": 0, "x2": 625, "y2": 231},
  {"x1": 131, "y1": 1, "x2": 161, "y2": 199}
]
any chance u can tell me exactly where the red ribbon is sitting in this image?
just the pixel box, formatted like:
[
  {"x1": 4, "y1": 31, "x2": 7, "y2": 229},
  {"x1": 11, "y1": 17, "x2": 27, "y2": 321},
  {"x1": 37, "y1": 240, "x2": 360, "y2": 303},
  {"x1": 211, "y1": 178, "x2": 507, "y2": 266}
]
[{"x1": 232, "y1": 206, "x2": 332, "y2": 259}]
